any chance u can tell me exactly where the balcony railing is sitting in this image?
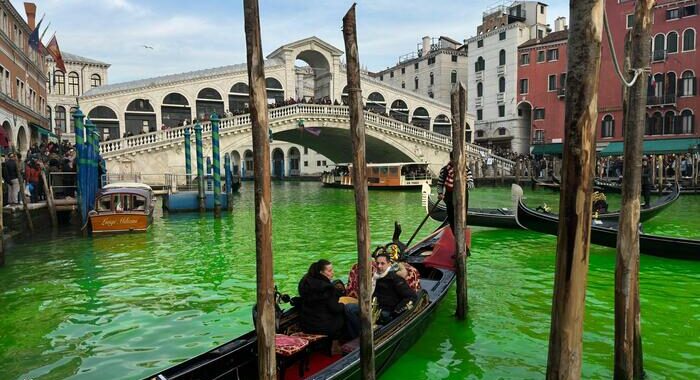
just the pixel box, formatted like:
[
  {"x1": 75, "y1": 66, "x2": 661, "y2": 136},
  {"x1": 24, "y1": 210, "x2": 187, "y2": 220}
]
[
  {"x1": 652, "y1": 49, "x2": 667, "y2": 62},
  {"x1": 557, "y1": 87, "x2": 566, "y2": 98},
  {"x1": 647, "y1": 94, "x2": 676, "y2": 106},
  {"x1": 475, "y1": 97, "x2": 483, "y2": 107},
  {"x1": 475, "y1": 71, "x2": 484, "y2": 81},
  {"x1": 532, "y1": 138, "x2": 546, "y2": 145},
  {"x1": 497, "y1": 92, "x2": 505, "y2": 104},
  {"x1": 497, "y1": 65, "x2": 505, "y2": 75}
]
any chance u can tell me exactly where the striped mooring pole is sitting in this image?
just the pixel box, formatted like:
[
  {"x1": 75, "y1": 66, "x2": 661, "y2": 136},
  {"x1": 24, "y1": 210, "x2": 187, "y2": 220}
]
[
  {"x1": 194, "y1": 121, "x2": 205, "y2": 213},
  {"x1": 73, "y1": 108, "x2": 85, "y2": 224},
  {"x1": 211, "y1": 113, "x2": 221, "y2": 217},
  {"x1": 184, "y1": 126, "x2": 192, "y2": 185},
  {"x1": 224, "y1": 153, "x2": 233, "y2": 212}
]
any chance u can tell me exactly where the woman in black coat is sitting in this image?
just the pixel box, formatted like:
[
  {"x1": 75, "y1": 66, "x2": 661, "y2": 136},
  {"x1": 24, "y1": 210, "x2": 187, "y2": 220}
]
[{"x1": 298, "y1": 259, "x2": 345, "y2": 339}]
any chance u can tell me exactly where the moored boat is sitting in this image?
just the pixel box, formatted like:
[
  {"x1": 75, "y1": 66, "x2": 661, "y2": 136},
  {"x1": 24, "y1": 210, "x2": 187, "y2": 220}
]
[
  {"x1": 422, "y1": 183, "x2": 680, "y2": 228},
  {"x1": 88, "y1": 182, "x2": 155, "y2": 233},
  {"x1": 514, "y1": 189, "x2": 700, "y2": 260},
  {"x1": 321, "y1": 162, "x2": 432, "y2": 190},
  {"x1": 145, "y1": 225, "x2": 456, "y2": 379}
]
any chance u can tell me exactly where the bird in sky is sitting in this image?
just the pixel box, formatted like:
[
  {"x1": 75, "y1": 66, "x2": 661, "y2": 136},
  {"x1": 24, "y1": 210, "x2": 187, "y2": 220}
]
[{"x1": 142, "y1": 45, "x2": 154, "y2": 50}]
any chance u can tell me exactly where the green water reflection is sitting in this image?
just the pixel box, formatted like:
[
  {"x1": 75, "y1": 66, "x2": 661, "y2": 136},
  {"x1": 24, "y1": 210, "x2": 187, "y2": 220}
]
[{"x1": 0, "y1": 183, "x2": 698, "y2": 379}]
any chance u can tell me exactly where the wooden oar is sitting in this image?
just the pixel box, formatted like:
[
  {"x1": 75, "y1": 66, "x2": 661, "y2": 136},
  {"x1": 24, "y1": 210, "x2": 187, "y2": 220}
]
[{"x1": 406, "y1": 197, "x2": 442, "y2": 248}]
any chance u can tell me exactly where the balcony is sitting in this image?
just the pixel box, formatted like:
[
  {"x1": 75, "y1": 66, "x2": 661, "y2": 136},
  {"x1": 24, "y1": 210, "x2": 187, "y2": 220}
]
[
  {"x1": 647, "y1": 94, "x2": 676, "y2": 106},
  {"x1": 652, "y1": 49, "x2": 667, "y2": 62},
  {"x1": 475, "y1": 97, "x2": 483, "y2": 107},
  {"x1": 497, "y1": 65, "x2": 505, "y2": 75},
  {"x1": 497, "y1": 92, "x2": 505, "y2": 104},
  {"x1": 475, "y1": 71, "x2": 484, "y2": 81},
  {"x1": 557, "y1": 87, "x2": 566, "y2": 98},
  {"x1": 532, "y1": 137, "x2": 546, "y2": 145}
]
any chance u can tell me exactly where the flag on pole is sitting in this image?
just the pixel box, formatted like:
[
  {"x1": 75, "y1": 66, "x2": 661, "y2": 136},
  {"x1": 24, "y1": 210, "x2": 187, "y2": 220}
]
[
  {"x1": 46, "y1": 35, "x2": 66, "y2": 72},
  {"x1": 28, "y1": 15, "x2": 44, "y2": 51}
]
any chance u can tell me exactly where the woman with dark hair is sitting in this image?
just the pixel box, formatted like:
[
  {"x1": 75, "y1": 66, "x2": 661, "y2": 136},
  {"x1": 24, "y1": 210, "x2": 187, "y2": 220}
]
[{"x1": 298, "y1": 259, "x2": 345, "y2": 339}]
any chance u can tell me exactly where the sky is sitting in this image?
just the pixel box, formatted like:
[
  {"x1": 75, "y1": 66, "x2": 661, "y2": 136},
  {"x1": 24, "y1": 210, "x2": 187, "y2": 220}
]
[{"x1": 12, "y1": 0, "x2": 570, "y2": 84}]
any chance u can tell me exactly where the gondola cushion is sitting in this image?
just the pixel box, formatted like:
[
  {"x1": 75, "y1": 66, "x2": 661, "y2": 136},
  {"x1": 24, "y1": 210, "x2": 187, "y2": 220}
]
[
  {"x1": 401, "y1": 263, "x2": 421, "y2": 292},
  {"x1": 345, "y1": 263, "x2": 377, "y2": 299},
  {"x1": 275, "y1": 334, "x2": 309, "y2": 357}
]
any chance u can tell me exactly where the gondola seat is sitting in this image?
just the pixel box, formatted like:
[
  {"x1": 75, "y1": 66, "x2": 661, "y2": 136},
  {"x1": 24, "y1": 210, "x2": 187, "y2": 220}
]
[
  {"x1": 345, "y1": 263, "x2": 377, "y2": 299},
  {"x1": 275, "y1": 334, "x2": 309, "y2": 379},
  {"x1": 291, "y1": 331, "x2": 332, "y2": 358},
  {"x1": 346, "y1": 262, "x2": 421, "y2": 299}
]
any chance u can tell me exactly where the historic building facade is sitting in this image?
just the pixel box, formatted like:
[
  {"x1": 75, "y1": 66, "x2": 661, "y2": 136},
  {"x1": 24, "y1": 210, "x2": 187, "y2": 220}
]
[
  {"x1": 0, "y1": 1, "x2": 49, "y2": 153},
  {"x1": 519, "y1": 0, "x2": 698, "y2": 155},
  {"x1": 465, "y1": 1, "x2": 551, "y2": 154}
]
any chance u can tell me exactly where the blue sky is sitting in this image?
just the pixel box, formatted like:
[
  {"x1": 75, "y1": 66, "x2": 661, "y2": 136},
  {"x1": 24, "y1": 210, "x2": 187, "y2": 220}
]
[{"x1": 13, "y1": 0, "x2": 570, "y2": 83}]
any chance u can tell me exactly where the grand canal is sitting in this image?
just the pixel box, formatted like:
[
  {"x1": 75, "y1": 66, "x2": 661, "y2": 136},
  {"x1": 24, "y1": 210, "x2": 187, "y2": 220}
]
[{"x1": 1, "y1": 182, "x2": 698, "y2": 379}]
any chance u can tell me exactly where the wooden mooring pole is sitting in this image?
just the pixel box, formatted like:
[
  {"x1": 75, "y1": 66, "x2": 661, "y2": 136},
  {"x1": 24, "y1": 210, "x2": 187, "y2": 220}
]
[
  {"x1": 613, "y1": 1, "x2": 653, "y2": 378},
  {"x1": 0, "y1": 170, "x2": 4, "y2": 267},
  {"x1": 243, "y1": 0, "x2": 276, "y2": 378},
  {"x1": 40, "y1": 168, "x2": 58, "y2": 228},
  {"x1": 546, "y1": 1, "x2": 603, "y2": 378},
  {"x1": 451, "y1": 83, "x2": 468, "y2": 320},
  {"x1": 342, "y1": 5, "x2": 375, "y2": 379},
  {"x1": 17, "y1": 168, "x2": 34, "y2": 233}
]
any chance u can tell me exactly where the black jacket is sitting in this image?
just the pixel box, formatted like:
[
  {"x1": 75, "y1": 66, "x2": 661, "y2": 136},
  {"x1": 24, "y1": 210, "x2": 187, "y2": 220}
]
[
  {"x1": 298, "y1": 273, "x2": 345, "y2": 337},
  {"x1": 374, "y1": 271, "x2": 417, "y2": 313},
  {"x1": 3, "y1": 159, "x2": 18, "y2": 181},
  {"x1": 641, "y1": 165, "x2": 652, "y2": 187}
]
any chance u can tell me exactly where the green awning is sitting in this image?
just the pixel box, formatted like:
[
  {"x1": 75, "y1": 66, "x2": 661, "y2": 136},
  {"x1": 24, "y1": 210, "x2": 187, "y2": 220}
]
[
  {"x1": 531, "y1": 143, "x2": 563, "y2": 155},
  {"x1": 600, "y1": 138, "x2": 700, "y2": 156}
]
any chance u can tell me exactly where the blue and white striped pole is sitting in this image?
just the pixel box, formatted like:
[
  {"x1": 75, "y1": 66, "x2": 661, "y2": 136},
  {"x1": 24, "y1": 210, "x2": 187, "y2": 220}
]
[
  {"x1": 211, "y1": 113, "x2": 221, "y2": 217},
  {"x1": 194, "y1": 121, "x2": 205, "y2": 212}
]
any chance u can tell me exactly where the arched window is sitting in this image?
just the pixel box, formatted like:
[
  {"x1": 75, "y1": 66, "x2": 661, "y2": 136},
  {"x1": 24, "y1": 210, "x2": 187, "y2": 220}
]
[
  {"x1": 68, "y1": 72, "x2": 79, "y2": 96},
  {"x1": 411, "y1": 107, "x2": 430, "y2": 130},
  {"x1": 54, "y1": 71, "x2": 65, "y2": 95},
  {"x1": 653, "y1": 73, "x2": 664, "y2": 98},
  {"x1": 681, "y1": 109, "x2": 694, "y2": 134},
  {"x1": 475, "y1": 57, "x2": 485, "y2": 72},
  {"x1": 54, "y1": 105, "x2": 66, "y2": 133},
  {"x1": 414, "y1": 76, "x2": 419, "y2": 89},
  {"x1": 683, "y1": 29, "x2": 696, "y2": 52},
  {"x1": 653, "y1": 33, "x2": 665, "y2": 53},
  {"x1": 663, "y1": 111, "x2": 675, "y2": 134},
  {"x1": 477, "y1": 82, "x2": 483, "y2": 97},
  {"x1": 497, "y1": 127, "x2": 507, "y2": 136},
  {"x1": 498, "y1": 76, "x2": 506, "y2": 93},
  {"x1": 265, "y1": 77, "x2": 284, "y2": 104},
  {"x1": 69, "y1": 106, "x2": 78, "y2": 132},
  {"x1": 499, "y1": 49, "x2": 506, "y2": 66},
  {"x1": 367, "y1": 92, "x2": 386, "y2": 114},
  {"x1": 90, "y1": 74, "x2": 101, "y2": 88},
  {"x1": 667, "y1": 32, "x2": 679, "y2": 54},
  {"x1": 666, "y1": 72, "x2": 677, "y2": 98},
  {"x1": 680, "y1": 70, "x2": 697, "y2": 96},
  {"x1": 46, "y1": 105, "x2": 51, "y2": 120},
  {"x1": 451, "y1": 70, "x2": 457, "y2": 84},
  {"x1": 651, "y1": 112, "x2": 663, "y2": 135}
]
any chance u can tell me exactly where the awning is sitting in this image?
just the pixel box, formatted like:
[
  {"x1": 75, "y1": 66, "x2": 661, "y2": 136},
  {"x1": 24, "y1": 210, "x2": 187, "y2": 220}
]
[
  {"x1": 599, "y1": 138, "x2": 700, "y2": 156},
  {"x1": 531, "y1": 143, "x2": 563, "y2": 155}
]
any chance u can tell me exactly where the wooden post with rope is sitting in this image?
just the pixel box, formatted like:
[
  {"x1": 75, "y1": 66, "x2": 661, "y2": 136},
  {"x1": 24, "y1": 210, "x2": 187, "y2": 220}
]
[
  {"x1": 546, "y1": 1, "x2": 603, "y2": 378},
  {"x1": 243, "y1": 0, "x2": 276, "y2": 378},
  {"x1": 451, "y1": 83, "x2": 468, "y2": 320},
  {"x1": 343, "y1": 5, "x2": 375, "y2": 378},
  {"x1": 611, "y1": 1, "x2": 653, "y2": 378}
]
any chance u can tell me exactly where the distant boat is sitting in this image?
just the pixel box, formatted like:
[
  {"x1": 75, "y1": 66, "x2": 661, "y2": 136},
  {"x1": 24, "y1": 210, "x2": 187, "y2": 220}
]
[
  {"x1": 514, "y1": 185, "x2": 699, "y2": 260},
  {"x1": 322, "y1": 162, "x2": 432, "y2": 190},
  {"x1": 88, "y1": 182, "x2": 155, "y2": 233},
  {"x1": 422, "y1": 182, "x2": 679, "y2": 229}
]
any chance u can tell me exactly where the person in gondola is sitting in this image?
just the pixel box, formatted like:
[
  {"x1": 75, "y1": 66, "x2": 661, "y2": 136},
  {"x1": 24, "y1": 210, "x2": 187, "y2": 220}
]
[
  {"x1": 297, "y1": 259, "x2": 346, "y2": 339},
  {"x1": 641, "y1": 157, "x2": 652, "y2": 208},
  {"x1": 437, "y1": 151, "x2": 475, "y2": 231},
  {"x1": 373, "y1": 252, "x2": 417, "y2": 324}
]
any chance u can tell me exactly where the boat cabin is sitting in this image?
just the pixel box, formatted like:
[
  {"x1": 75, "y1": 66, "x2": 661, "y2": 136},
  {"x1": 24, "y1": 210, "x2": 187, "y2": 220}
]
[
  {"x1": 321, "y1": 162, "x2": 432, "y2": 189},
  {"x1": 89, "y1": 183, "x2": 155, "y2": 233}
]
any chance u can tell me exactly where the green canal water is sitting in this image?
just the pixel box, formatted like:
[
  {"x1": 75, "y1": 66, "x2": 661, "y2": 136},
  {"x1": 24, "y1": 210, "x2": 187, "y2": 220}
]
[{"x1": 1, "y1": 183, "x2": 699, "y2": 379}]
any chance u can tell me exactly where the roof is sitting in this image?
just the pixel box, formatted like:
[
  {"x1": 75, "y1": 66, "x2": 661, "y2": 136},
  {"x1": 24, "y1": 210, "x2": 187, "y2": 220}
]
[
  {"x1": 519, "y1": 30, "x2": 569, "y2": 49},
  {"x1": 56, "y1": 52, "x2": 110, "y2": 66},
  {"x1": 600, "y1": 138, "x2": 700, "y2": 156},
  {"x1": 103, "y1": 182, "x2": 153, "y2": 191},
  {"x1": 439, "y1": 36, "x2": 461, "y2": 46},
  {"x1": 82, "y1": 58, "x2": 283, "y2": 97}
]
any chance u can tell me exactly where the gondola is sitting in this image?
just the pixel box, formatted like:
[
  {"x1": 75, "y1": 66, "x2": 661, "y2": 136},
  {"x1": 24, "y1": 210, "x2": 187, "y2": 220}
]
[
  {"x1": 514, "y1": 190, "x2": 700, "y2": 260},
  {"x1": 422, "y1": 183, "x2": 680, "y2": 229},
  {"x1": 145, "y1": 225, "x2": 456, "y2": 380}
]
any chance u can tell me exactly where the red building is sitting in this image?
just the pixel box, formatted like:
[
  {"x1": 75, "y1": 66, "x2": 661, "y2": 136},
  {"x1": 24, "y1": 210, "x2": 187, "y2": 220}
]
[{"x1": 519, "y1": 0, "x2": 699, "y2": 156}]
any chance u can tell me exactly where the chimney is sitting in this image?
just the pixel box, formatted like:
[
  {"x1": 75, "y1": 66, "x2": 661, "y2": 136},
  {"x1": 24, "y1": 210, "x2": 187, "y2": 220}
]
[
  {"x1": 24, "y1": 2, "x2": 37, "y2": 30},
  {"x1": 422, "y1": 36, "x2": 431, "y2": 57},
  {"x1": 554, "y1": 17, "x2": 567, "y2": 32}
]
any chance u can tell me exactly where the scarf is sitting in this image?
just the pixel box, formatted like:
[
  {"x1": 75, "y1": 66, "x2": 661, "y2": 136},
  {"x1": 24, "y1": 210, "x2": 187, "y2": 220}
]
[{"x1": 372, "y1": 266, "x2": 391, "y2": 294}]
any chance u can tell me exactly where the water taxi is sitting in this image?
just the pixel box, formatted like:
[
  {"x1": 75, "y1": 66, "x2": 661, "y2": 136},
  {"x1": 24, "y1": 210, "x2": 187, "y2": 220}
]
[
  {"x1": 321, "y1": 162, "x2": 432, "y2": 190},
  {"x1": 88, "y1": 182, "x2": 155, "y2": 233}
]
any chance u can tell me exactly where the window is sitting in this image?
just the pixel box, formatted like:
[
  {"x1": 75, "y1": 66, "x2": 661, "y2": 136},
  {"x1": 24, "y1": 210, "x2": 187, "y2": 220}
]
[
  {"x1": 304, "y1": 147, "x2": 308, "y2": 154},
  {"x1": 560, "y1": 73, "x2": 567, "y2": 90},
  {"x1": 428, "y1": 91, "x2": 434, "y2": 98},
  {"x1": 451, "y1": 55, "x2": 458, "y2": 62},
  {"x1": 548, "y1": 75, "x2": 557, "y2": 91},
  {"x1": 390, "y1": 71, "x2": 394, "y2": 78},
  {"x1": 476, "y1": 130, "x2": 485, "y2": 138},
  {"x1": 477, "y1": 82, "x2": 483, "y2": 97},
  {"x1": 534, "y1": 108, "x2": 545, "y2": 120},
  {"x1": 667, "y1": 32, "x2": 679, "y2": 53},
  {"x1": 499, "y1": 31, "x2": 506, "y2": 40},
  {"x1": 68, "y1": 72, "x2": 79, "y2": 96},
  {"x1": 428, "y1": 56, "x2": 436, "y2": 65},
  {"x1": 414, "y1": 76, "x2": 419, "y2": 89},
  {"x1": 380, "y1": 75, "x2": 383, "y2": 81},
  {"x1": 499, "y1": 49, "x2": 506, "y2": 66},
  {"x1": 498, "y1": 105, "x2": 505, "y2": 117},
  {"x1": 55, "y1": 106, "x2": 66, "y2": 133},
  {"x1": 683, "y1": 29, "x2": 695, "y2": 51},
  {"x1": 601, "y1": 115, "x2": 614, "y2": 137},
  {"x1": 520, "y1": 53, "x2": 530, "y2": 65},
  {"x1": 540, "y1": 4, "x2": 544, "y2": 14},
  {"x1": 401, "y1": 81, "x2": 405, "y2": 89},
  {"x1": 476, "y1": 109, "x2": 483, "y2": 120},
  {"x1": 475, "y1": 56, "x2": 485, "y2": 72},
  {"x1": 537, "y1": 29, "x2": 544, "y2": 39},
  {"x1": 498, "y1": 76, "x2": 506, "y2": 93},
  {"x1": 626, "y1": 14, "x2": 634, "y2": 29},
  {"x1": 684, "y1": 5, "x2": 697, "y2": 17},
  {"x1": 414, "y1": 62, "x2": 419, "y2": 70},
  {"x1": 401, "y1": 67, "x2": 405, "y2": 74},
  {"x1": 537, "y1": 50, "x2": 545, "y2": 62},
  {"x1": 546, "y1": 48, "x2": 559, "y2": 61},
  {"x1": 519, "y1": 79, "x2": 529, "y2": 94},
  {"x1": 681, "y1": 110, "x2": 694, "y2": 133},
  {"x1": 430, "y1": 72, "x2": 434, "y2": 85},
  {"x1": 681, "y1": 71, "x2": 697, "y2": 96},
  {"x1": 317, "y1": 160, "x2": 321, "y2": 166},
  {"x1": 451, "y1": 70, "x2": 457, "y2": 84},
  {"x1": 477, "y1": 39, "x2": 483, "y2": 48},
  {"x1": 304, "y1": 161, "x2": 308, "y2": 167},
  {"x1": 534, "y1": 129, "x2": 545, "y2": 143},
  {"x1": 69, "y1": 107, "x2": 78, "y2": 132},
  {"x1": 667, "y1": 8, "x2": 681, "y2": 20},
  {"x1": 90, "y1": 73, "x2": 101, "y2": 88},
  {"x1": 54, "y1": 71, "x2": 65, "y2": 95}
]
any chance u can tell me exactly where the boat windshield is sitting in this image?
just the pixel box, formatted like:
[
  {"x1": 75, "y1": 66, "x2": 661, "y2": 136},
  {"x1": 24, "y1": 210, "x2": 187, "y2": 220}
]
[
  {"x1": 133, "y1": 195, "x2": 147, "y2": 211},
  {"x1": 97, "y1": 196, "x2": 112, "y2": 212}
]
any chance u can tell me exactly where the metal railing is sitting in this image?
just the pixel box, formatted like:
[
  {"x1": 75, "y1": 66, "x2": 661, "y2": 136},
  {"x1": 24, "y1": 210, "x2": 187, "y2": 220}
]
[
  {"x1": 48, "y1": 171, "x2": 77, "y2": 198},
  {"x1": 652, "y1": 49, "x2": 667, "y2": 62},
  {"x1": 647, "y1": 94, "x2": 676, "y2": 106}
]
